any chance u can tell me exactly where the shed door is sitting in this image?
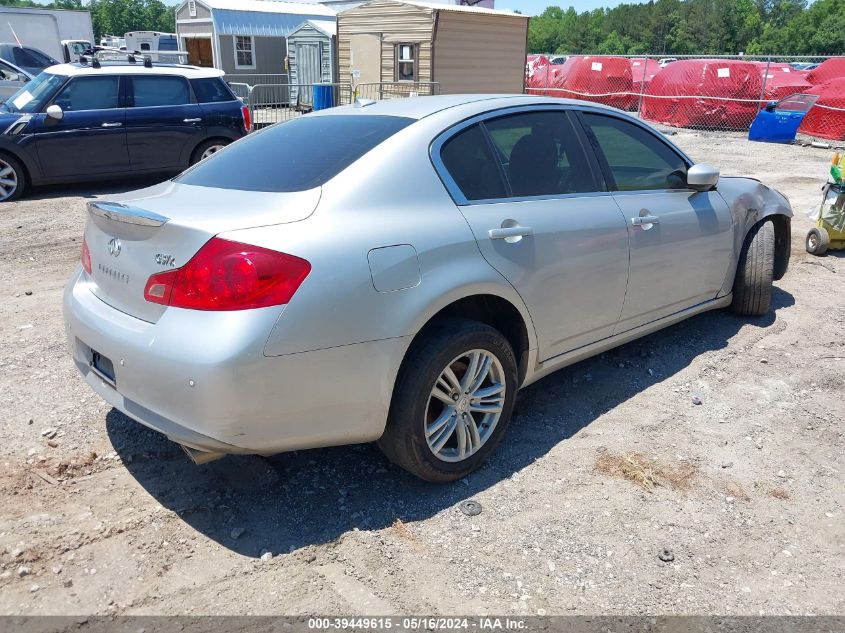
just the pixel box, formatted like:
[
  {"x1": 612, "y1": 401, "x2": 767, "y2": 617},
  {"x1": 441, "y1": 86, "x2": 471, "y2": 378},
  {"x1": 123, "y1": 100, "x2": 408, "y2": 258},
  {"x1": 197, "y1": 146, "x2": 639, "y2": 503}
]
[
  {"x1": 296, "y1": 42, "x2": 322, "y2": 105},
  {"x1": 186, "y1": 38, "x2": 213, "y2": 67}
]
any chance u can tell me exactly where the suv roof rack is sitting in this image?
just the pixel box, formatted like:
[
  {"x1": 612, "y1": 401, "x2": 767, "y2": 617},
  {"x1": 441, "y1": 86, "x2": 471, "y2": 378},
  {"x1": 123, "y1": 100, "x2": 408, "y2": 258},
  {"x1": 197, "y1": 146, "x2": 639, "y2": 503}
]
[{"x1": 79, "y1": 46, "x2": 190, "y2": 67}]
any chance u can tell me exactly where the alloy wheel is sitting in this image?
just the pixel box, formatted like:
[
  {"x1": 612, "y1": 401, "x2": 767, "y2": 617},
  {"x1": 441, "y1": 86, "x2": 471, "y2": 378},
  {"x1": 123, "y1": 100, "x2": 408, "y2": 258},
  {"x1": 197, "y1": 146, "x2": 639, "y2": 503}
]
[
  {"x1": 200, "y1": 144, "x2": 225, "y2": 160},
  {"x1": 0, "y1": 159, "x2": 18, "y2": 201},
  {"x1": 424, "y1": 349, "x2": 506, "y2": 463}
]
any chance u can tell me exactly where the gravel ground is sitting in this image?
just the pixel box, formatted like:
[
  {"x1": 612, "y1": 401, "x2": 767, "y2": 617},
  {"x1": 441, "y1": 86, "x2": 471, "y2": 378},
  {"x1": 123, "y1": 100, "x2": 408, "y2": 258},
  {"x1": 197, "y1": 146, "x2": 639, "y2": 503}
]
[{"x1": 0, "y1": 131, "x2": 843, "y2": 616}]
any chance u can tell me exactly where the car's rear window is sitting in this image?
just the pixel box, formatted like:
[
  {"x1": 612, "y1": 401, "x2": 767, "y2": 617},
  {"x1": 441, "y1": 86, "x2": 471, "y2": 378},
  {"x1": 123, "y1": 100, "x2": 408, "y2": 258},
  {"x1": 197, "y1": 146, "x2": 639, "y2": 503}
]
[
  {"x1": 191, "y1": 78, "x2": 235, "y2": 103},
  {"x1": 176, "y1": 115, "x2": 414, "y2": 192}
]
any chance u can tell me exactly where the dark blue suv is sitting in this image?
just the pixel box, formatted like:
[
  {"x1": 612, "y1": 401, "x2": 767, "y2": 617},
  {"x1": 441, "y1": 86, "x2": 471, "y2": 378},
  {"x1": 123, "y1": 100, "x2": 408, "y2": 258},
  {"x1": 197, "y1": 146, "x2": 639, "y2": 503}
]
[{"x1": 0, "y1": 61, "x2": 250, "y2": 201}]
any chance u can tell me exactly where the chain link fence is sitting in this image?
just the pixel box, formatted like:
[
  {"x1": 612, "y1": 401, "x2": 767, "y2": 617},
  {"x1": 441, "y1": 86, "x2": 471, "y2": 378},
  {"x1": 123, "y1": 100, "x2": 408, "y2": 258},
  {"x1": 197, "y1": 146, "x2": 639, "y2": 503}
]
[{"x1": 525, "y1": 54, "x2": 845, "y2": 142}]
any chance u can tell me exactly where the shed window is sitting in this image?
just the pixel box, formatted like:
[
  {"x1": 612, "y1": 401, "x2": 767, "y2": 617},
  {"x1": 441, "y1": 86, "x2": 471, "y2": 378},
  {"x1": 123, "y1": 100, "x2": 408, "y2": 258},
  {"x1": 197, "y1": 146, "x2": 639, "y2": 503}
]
[
  {"x1": 234, "y1": 35, "x2": 255, "y2": 69},
  {"x1": 395, "y1": 43, "x2": 416, "y2": 82},
  {"x1": 188, "y1": 0, "x2": 197, "y2": 17}
]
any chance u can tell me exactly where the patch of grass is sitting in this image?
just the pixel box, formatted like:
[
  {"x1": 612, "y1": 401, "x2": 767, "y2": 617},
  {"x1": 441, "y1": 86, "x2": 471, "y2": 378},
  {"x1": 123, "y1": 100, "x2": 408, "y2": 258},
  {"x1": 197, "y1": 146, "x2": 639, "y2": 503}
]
[
  {"x1": 391, "y1": 518, "x2": 417, "y2": 543},
  {"x1": 769, "y1": 486, "x2": 791, "y2": 499},
  {"x1": 595, "y1": 452, "x2": 697, "y2": 492},
  {"x1": 722, "y1": 479, "x2": 751, "y2": 501}
]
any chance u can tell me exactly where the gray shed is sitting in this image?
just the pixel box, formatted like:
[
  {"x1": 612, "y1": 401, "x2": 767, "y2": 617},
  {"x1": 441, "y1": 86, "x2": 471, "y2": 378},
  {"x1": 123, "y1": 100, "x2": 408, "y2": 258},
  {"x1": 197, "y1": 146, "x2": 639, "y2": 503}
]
[
  {"x1": 288, "y1": 20, "x2": 338, "y2": 87},
  {"x1": 174, "y1": 0, "x2": 336, "y2": 82}
]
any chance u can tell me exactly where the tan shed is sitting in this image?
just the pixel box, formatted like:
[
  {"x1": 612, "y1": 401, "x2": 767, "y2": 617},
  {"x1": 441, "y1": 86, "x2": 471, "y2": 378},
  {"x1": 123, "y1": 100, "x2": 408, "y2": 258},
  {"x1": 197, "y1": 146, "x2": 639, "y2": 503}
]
[{"x1": 337, "y1": 0, "x2": 529, "y2": 95}]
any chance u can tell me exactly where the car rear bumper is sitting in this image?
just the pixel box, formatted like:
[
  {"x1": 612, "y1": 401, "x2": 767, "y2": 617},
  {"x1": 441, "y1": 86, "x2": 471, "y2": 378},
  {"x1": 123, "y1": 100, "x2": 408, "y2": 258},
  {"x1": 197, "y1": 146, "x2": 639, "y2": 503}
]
[{"x1": 63, "y1": 267, "x2": 407, "y2": 454}]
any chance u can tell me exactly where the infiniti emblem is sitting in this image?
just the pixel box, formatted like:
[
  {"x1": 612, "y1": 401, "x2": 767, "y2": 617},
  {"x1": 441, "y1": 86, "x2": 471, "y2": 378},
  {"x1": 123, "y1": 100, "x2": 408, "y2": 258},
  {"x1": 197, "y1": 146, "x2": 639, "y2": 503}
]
[{"x1": 107, "y1": 238, "x2": 122, "y2": 257}]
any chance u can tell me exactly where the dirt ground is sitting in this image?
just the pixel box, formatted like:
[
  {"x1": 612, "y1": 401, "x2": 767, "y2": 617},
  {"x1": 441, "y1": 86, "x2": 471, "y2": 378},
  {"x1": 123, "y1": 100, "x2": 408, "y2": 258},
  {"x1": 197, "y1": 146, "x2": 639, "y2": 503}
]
[{"x1": 0, "y1": 130, "x2": 843, "y2": 617}]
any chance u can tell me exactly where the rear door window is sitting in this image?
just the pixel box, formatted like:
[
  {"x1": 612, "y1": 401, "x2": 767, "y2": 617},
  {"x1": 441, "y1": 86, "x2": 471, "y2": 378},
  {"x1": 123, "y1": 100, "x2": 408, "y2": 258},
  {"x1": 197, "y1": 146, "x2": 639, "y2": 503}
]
[
  {"x1": 130, "y1": 76, "x2": 191, "y2": 107},
  {"x1": 52, "y1": 76, "x2": 120, "y2": 111},
  {"x1": 485, "y1": 111, "x2": 597, "y2": 197},
  {"x1": 176, "y1": 115, "x2": 414, "y2": 192}
]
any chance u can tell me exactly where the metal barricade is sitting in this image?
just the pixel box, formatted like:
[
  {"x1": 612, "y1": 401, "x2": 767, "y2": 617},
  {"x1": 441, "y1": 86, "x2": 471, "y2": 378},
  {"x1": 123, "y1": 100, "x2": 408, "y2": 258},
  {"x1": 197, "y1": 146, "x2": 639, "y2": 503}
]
[
  {"x1": 354, "y1": 82, "x2": 441, "y2": 100},
  {"x1": 248, "y1": 83, "x2": 356, "y2": 128}
]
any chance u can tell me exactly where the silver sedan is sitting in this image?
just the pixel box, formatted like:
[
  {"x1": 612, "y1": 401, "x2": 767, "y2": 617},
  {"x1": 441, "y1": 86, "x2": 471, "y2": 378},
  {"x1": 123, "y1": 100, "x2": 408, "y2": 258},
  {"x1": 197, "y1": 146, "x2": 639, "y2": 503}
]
[{"x1": 63, "y1": 95, "x2": 792, "y2": 482}]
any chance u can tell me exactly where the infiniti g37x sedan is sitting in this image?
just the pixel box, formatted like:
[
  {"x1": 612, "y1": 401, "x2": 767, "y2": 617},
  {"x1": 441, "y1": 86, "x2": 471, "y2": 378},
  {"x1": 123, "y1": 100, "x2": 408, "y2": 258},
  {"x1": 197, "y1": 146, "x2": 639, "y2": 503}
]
[{"x1": 63, "y1": 95, "x2": 792, "y2": 482}]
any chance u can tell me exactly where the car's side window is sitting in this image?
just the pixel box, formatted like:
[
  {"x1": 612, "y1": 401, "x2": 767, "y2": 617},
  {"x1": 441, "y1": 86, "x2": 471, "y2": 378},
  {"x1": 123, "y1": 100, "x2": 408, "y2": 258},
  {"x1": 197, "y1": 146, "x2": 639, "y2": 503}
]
[
  {"x1": 485, "y1": 111, "x2": 596, "y2": 197},
  {"x1": 0, "y1": 61, "x2": 21, "y2": 81},
  {"x1": 52, "y1": 76, "x2": 120, "y2": 112},
  {"x1": 582, "y1": 113, "x2": 688, "y2": 191},
  {"x1": 440, "y1": 124, "x2": 507, "y2": 202},
  {"x1": 130, "y1": 76, "x2": 191, "y2": 108}
]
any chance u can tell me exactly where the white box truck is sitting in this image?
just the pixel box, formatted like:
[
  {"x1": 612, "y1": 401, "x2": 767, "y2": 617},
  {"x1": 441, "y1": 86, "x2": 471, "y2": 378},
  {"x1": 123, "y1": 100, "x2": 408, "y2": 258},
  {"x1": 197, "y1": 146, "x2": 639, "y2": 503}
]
[{"x1": 0, "y1": 7, "x2": 94, "y2": 63}]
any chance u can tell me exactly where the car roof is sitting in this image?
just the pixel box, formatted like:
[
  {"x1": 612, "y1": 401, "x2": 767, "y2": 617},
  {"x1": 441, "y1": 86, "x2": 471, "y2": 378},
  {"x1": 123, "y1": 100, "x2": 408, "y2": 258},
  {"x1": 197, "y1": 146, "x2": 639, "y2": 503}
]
[
  {"x1": 44, "y1": 62, "x2": 225, "y2": 79},
  {"x1": 313, "y1": 93, "x2": 621, "y2": 121}
]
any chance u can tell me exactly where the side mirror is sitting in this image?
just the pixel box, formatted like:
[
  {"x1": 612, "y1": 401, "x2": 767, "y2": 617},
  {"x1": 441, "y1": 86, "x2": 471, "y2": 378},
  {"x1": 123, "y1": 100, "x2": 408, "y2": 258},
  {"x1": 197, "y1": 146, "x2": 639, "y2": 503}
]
[
  {"x1": 687, "y1": 163, "x2": 719, "y2": 191},
  {"x1": 46, "y1": 104, "x2": 64, "y2": 121},
  {"x1": 765, "y1": 101, "x2": 777, "y2": 112}
]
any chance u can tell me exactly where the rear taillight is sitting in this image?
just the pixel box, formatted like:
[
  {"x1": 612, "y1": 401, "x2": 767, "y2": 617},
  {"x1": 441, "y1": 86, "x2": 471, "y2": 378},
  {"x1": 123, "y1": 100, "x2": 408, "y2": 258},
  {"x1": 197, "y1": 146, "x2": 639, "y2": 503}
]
[
  {"x1": 241, "y1": 104, "x2": 252, "y2": 133},
  {"x1": 81, "y1": 236, "x2": 92, "y2": 274},
  {"x1": 143, "y1": 237, "x2": 310, "y2": 311}
]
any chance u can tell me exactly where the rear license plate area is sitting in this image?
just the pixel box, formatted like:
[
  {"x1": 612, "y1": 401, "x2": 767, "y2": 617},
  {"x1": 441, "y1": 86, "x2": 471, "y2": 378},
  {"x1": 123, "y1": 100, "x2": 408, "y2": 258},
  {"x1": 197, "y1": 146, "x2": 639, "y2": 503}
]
[{"x1": 90, "y1": 349, "x2": 116, "y2": 387}]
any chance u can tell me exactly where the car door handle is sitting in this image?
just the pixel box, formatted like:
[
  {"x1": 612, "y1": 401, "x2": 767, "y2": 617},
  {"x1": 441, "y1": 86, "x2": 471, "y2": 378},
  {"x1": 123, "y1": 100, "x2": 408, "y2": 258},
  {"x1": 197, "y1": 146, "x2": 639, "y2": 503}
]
[
  {"x1": 101, "y1": 122, "x2": 122, "y2": 128},
  {"x1": 489, "y1": 226, "x2": 534, "y2": 240},
  {"x1": 631, "y1": 215, "x2": 660, "y2": 226},
  {"x1": 183, "y1": 118, "x2": 202, "y2": 123}
]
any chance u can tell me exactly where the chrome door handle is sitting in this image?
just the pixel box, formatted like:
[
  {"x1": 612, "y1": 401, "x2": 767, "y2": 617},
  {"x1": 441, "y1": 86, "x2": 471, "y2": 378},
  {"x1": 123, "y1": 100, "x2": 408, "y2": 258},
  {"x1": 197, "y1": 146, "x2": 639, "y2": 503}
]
[
  {"x1": 489, "y1": 226, "x2": 534, "y2": 240},
  {"x1": 183, "y1": 118, "x2": 202, "y2": 123},
  {"x1": 101, "y1": 122, "x2": 122, "y2": 128},
  {"x1": 631, "y1": 215, "x2": 660, "y2": 226}
]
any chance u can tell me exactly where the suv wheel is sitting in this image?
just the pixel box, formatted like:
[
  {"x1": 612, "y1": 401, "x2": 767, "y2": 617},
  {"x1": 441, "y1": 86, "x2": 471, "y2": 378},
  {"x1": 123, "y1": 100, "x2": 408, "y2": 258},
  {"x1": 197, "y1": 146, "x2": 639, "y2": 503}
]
[
  {"x1": 0, "y1": 154, "x2": 25, "y2": 202},
  {"x1": 191, "y1": 139, "x2": 229, "y2": 164},
  {"x1": 378, "y1": 319, "x2": 518, "y2": 483}
]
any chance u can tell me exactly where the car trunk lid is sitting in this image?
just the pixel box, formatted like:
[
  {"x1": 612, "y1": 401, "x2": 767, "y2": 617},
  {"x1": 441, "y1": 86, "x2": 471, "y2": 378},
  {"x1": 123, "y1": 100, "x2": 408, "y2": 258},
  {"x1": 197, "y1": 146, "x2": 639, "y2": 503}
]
[{"x1": 83, "y1": 181, "x2": 320, "y2": 323}]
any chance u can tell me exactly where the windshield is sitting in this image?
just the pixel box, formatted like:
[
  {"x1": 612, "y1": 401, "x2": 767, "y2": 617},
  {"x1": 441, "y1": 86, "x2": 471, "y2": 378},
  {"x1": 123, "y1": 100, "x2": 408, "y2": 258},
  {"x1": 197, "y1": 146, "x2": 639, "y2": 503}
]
[
  {"x1": 176, "y1": 115, "x2": 415, "y2": 192},
  {"x1": 3, "y1": 72, "x2": 65, "y2": 113}
]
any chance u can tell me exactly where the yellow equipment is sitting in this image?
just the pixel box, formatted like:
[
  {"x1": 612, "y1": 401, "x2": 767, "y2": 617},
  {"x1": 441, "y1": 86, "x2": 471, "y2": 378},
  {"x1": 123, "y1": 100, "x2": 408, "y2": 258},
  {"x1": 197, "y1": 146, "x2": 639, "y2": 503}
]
[{"x1": 806, "y1": 154, "x2": 845, "y2": 256}]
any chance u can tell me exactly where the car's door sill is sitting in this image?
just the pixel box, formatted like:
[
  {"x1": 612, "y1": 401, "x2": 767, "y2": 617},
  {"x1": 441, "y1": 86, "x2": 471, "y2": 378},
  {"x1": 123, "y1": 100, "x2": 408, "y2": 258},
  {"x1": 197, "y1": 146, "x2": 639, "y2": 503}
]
[{"x1": 521, "y1": 294, "x2": 733, "y2": 389}]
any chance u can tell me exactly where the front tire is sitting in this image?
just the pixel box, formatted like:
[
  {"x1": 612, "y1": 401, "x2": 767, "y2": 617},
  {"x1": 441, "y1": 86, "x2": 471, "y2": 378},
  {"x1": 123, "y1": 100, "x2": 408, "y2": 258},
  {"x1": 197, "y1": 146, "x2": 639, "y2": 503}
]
[
  {"x1": 731, "y1": 220, "x2": 775, "y2": 316},
  {"x1": 378, "y1": 319, "x2": 518, "y2": 483},
  {"x1": 0, "y1": 154, "x2": 26, "y2": 202},
  {"x1": 806, "y1": 227, "x2": 830, "y2": 256}
]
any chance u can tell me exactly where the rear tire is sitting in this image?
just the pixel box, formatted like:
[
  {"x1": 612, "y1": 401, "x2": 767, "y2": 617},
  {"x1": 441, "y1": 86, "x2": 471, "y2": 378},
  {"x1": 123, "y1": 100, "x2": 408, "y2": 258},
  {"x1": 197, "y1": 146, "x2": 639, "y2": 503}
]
[
  {"x1": 378, "y1": 319, "x2": 518, "y2": 483},
  {"x1": 805, "y1": 227, "x2": 830, "y2": 256},
  {"x1": 190, "y1": 139, "x2": 230, "y2": 165},
  {"x1": 731, "y1": 220, "x2": 775, "y2": 316}
]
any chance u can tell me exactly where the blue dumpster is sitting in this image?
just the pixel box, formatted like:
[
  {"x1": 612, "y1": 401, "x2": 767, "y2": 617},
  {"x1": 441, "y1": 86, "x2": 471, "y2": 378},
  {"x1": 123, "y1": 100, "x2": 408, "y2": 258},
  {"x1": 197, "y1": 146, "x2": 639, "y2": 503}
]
[{"x1": 312, "y1": 83, "x2": 334, "y2": 111}]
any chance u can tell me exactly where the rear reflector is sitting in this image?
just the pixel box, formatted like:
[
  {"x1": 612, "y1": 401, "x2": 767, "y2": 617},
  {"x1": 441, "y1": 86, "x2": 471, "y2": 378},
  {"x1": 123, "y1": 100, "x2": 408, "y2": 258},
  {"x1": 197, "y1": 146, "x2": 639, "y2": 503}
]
[
  {"x1": 81, "y1": 236, "x2": 92, "y2": 274},
  {"x1": 241, "y1": 104, "x2": 252, "y2": 133},
  {"x1": 143, "y1": 237, "x2": 310, "y2": 311}
]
